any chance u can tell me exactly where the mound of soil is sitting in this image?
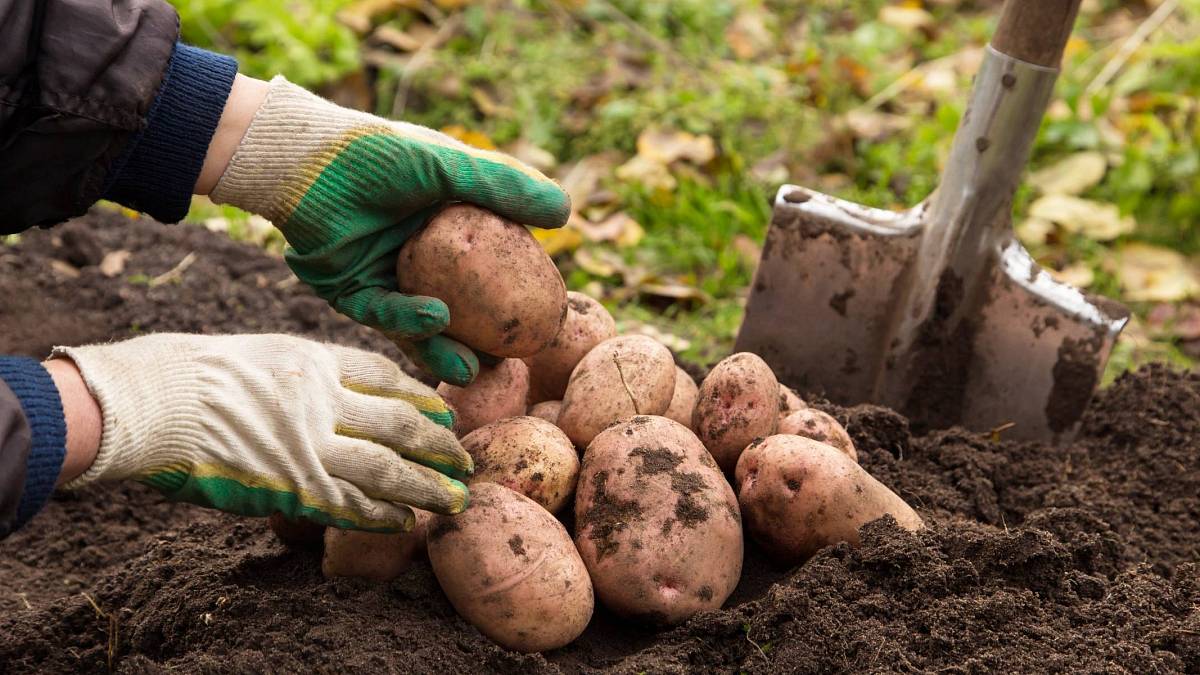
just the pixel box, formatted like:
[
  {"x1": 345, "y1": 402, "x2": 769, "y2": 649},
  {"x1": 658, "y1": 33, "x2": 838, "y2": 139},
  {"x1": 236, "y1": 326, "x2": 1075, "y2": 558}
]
[{"x1": 1, "y1": 210, "x2": 1197, "y2": 673}]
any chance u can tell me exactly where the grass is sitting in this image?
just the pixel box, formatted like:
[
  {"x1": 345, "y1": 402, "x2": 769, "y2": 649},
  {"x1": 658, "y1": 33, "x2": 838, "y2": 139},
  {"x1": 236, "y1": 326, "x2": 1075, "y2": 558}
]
[{"x1": 175, "y1": 0, "x2": 1200, "y2": 372}]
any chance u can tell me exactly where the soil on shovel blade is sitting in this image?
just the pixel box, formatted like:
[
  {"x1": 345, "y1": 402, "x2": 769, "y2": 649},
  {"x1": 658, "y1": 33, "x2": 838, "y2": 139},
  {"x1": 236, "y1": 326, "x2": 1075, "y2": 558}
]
[{"x1": 1, "y1": 210, "x2": 1197, "y2": 673}]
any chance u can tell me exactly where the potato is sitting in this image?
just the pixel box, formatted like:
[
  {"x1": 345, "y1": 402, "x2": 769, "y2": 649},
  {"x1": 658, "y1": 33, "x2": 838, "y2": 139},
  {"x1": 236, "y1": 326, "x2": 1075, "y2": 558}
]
[
  {"x1": 558, "y1": 336, "x2": 675, "y2": 447},
  {"x1": 527, "y1": 400, "x2": 562, "y2": 425},
  {"x1": 428, "y1": 483, "x2": 593, "y2": 652},
  {"x1": 575, "y1": 416, "x2": 742, "y2": 625},
  {"x1": 779, "y1": 409, "x2": 857, "y2": 462},
  {"x1": 397, "y1": 205, "x2": 567, "y2": 357},
  {"x1": 322, "y1": 510, "x2": 432, "y2": 581},
  {"x1": 735, "y1": 435, "x2": 922, "y2": 565},
  {"x1": 779, "y1": 384, "x2": 807, "y2": 416},
  {"x1": 524, "y1": 292, "x2": 617, "y2": 402},
  {"x1": 462, "y1": 416, "x2": 579, "y2": 514},
  {"x1": 437, "y1": 359, "x2": 530, "y2": 436},
  {"x1": 267, "y1": 513, "x2": 324, "y2": 547},
  {"x1": 693, "y1": 353, "x2": 780, "y2": 472},
  {"x1": 663, "y1": 366, "x2": 699, "y2": 430}
]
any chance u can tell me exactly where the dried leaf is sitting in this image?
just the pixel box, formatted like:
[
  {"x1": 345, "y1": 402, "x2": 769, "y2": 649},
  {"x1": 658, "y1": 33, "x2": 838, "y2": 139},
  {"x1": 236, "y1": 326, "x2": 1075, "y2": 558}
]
[
  {"x1": 50, "y1": 260, "x2": 80, "y2": 279},
  {"x1": 557, "y1": 152, "x2": 623, "y2": 209},
  {"x1": 1030, "y1": 152, "x2": 1108, "y2": 196},
  {"x1": 635, "y1": 128, "x2": 716, "y2": 166},
  {"x1": 1115, "y1": 243, "x2": 1200, "y2": 302},
  {"x1": 439, "y1": 125, "x2": 496, "y2": 150},
  {"x1": 337, "y1": 0, "x2": 416, "y2": 34},
  {"x1": 638, "y1": 281, "x2": 711, "y2": 305},
  {"x1": 1028, "y1": 195, "x2": 1135, "y2": 241},
  {"x1": 1017, "y1": 217, "x2": 1055, "y2": 246},
  {"x1": 573, "y1": 248, "x2": 625, "y2": 277},
  {"x1": 615, "y1": 155, "x2": 677, "y2": 192},
  {"x1": 725, "y1": 9, "x2": 773, "y2": 60},
  {"x1": 843, "y1": 110, "x2": 911, "y2": 140},
  {"x1": 879, "y1": 6, "x2": 934, "y2": 31},
  {"x1": 618, "y1": 322, "x2": 692, "y2": 352},
  {"x1": 574, "y1": 212, "x2": 644, "y2": 248},
  {"x1": 504, "y1": 139, "x2": 557, "y2": 173},
  {"x1": 371, "y1": 25, "x2": 425, "y2": 52},
  {"x1": 99, "y1": 250, "x2": 131, "y2": 278},
  {"x1": 1048, "y1": 262, "x2": 1095, "y2": 288},
  {"x1": 532, "y1": 226, "x2": 582, "y2": 257}
]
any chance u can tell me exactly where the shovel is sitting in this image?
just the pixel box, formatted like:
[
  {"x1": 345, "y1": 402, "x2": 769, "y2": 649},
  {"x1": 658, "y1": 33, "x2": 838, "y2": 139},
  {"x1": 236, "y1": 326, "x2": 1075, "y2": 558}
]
[{"x1": 736, "y1": 0, "x2": 1129, "y2": 442}]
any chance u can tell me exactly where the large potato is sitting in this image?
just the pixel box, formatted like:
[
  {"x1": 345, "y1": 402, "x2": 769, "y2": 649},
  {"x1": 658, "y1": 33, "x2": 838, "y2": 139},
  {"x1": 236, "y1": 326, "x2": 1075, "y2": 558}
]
[
  {"x1": 322, "y1": 510, "x2": 432, "y2": 581},
  {"x1": 735, "y1": 435, "x2": 922, "y2": 565},
  {"x1": 397, "y1": 205, "x2": 567, "y2": 357},
  {"x1": 693, "y1": 353, "x2": 780, "y2": 472},
  {"x1": 575, "y1": 416, "x2": 742, "y2": 625},
  {"x1": 428, "y1": 483, "x2": 593, "y2": 652},
  {"x1": 437, "y1": 359, "x2": 529, "y2": 436},
  {"x1": 663, "y1": 366, "x2": 699, "y2": 430},
  {"x1": 558, "y1": 336, "x2": 675, "y2": 447},
  {"x1": 267, "y1": 513, "x2": 325, "y2": 547},
  {"x1": 462, "y1": 416, "x2": 579, "y2": 514},
  {"x1": 779, "y1": 409, "x2": 857, "y2": 462},
  {"x1": 524, "y1": 292, "x2": 617, "y2": 402},
  {"x1": 527, "y1": 400, "x2": 562, "y2": 425}
]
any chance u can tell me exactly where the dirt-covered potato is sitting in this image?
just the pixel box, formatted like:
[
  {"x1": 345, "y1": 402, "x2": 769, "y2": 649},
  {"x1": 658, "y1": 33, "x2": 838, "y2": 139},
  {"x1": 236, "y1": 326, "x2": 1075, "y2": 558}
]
[
  {"x1": 268, "y1": 513, "x2": 324, "y2": 547},
  {"x1": 437, "y1": 359, "x2": 530, "y2": 436},
  {"x1": 779, "y1": 409, "x2": 857, "y2": 462},
  {"x1": 558, "y1": 336, "x2": 675, "y2": 447},
  {"x1": 693, "y1": 353, "x2": 780, "y2": 472},
  {"x1": 321, "y1": 510, "x2": 432, "y2": 581},
  {"x1": 462, "y1": 416, "x2": 579, "y2": 514},
  {"x1": 735, "y1": 435, "x2": 922, "y2": 565},
  {"x1": 779, "y1": 385, "x2": 807, "y2": 417},
  {"x1": 428, "y1": 483, "x2": 593, "y2": 652},
  {"x1": 663, "y1": 366, "x2": 699, "y2": 430},
  {"x1": 527, "y1": 400, "x2": 562, "y2": 425},
  {"x1": 397, "y1": 205, "x2": 567, "y2": 357},
  {"x1": 575, "y1": 416, "x2": 742, "y2": 625},
  {"x1": 524, "y1": 291, "x2": 617, "y2": 402}
]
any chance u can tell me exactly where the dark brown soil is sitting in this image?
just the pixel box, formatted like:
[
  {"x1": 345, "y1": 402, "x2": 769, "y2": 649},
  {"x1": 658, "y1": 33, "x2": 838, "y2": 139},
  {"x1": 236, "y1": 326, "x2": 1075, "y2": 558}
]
[{"x1": 2, "y1": 210, "x2": 1198, "y2": 673}]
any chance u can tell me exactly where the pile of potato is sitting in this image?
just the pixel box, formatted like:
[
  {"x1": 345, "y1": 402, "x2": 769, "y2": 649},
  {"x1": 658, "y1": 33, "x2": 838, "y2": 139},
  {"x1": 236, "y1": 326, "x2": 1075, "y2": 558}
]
[{"x1": 269, "y1": 205, "x2": 923, "y2": 653}]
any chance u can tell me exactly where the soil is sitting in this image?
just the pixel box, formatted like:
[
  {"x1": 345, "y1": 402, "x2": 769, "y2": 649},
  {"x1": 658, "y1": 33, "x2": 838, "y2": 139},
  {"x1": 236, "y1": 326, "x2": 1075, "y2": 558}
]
[{"x1": 2, "y1": 210, "x2": 1198, "y2": 673}]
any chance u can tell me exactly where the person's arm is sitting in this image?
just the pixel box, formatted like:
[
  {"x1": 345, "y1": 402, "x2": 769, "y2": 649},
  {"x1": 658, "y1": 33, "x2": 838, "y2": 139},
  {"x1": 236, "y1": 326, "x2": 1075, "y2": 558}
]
[
  {"x1": 0, "y1": 359, "x2": 66, "y2": 539},
  {"x1": 42, "y1": 360, "x2": 101, "y2": 487}
]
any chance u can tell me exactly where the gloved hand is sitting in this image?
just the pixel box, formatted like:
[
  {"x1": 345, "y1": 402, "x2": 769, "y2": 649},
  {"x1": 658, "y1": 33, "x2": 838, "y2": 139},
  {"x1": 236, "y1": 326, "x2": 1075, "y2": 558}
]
[
  {"x1": 210, "y1": 77, "x2": 571, "y2": 386},
  {"x1": 53, "y1": 333, "x2": 472, "y2": 532}
]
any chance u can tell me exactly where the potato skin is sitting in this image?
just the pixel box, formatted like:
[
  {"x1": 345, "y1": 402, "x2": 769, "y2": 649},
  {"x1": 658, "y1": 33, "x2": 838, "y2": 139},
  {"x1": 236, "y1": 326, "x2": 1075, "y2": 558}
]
[
  {"x1": 397, "y1": 205, "x2": 567, "y2": 357},
  {"x1": 322, "y1": 510, "x2": 432, "y2": 581},
  {"x1": 663, "y1": 366, "x2": 698, "y2": 430},
  {"x1": 462, "y1": 416, "x2": 580, "y2": 514},
  {"x1": 524, "y1": 292, "x2": 617, "y2": 402},
  {"x1": 437, "y1": 359, "x2": 530, "y2": 436},
  {"x1": 779, "y1": 385, "x2": 807, "y2": 417},
  {"x1": 735, "y1": 435, "x2": 922, "y2": 565},
  {"x1": 779, "y1": 409, "x2": 857, "y2": 462},
  {"x1": 558, "y1": 336, "x2": 675, "y2": 447},
  {"x1": 693, "y1": 353, "x2": 780, "y2": 472},
  {"x1": 527, "y1": 400, "x2": 562, "y2": 425},
  {"x1": 428, "y1": 483, "x2": 593, "y2": 652},
  {"x1": 575, "y1": 416, "x2": 742, "y2": 625}
]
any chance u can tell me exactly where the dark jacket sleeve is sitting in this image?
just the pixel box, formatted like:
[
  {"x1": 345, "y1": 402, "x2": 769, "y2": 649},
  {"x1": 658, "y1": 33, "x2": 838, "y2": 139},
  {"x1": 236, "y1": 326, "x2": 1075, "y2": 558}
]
[
  {"x1": 0, "y1": 357, "x2": 66, "y2": 539},
  {"x1": 0, "y1": 0, "x2": 237, "y2": 231}
]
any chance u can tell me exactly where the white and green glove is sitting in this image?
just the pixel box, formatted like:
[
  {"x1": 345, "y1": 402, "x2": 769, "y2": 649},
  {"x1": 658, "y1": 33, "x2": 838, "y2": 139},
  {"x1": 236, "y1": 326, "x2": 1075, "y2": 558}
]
[
  {"x1": 210, "y1": 77, "x2": 571, "y2": 386},
  {"x1": 53, "y1": 333, "x2": 471, "y2": 532}
]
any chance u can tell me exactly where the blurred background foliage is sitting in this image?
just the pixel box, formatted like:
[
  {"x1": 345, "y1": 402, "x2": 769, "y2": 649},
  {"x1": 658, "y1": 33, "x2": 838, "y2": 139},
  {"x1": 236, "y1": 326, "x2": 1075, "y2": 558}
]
[{"x1": 172, "y1": 0, "x2": 1200, "y2": 378}]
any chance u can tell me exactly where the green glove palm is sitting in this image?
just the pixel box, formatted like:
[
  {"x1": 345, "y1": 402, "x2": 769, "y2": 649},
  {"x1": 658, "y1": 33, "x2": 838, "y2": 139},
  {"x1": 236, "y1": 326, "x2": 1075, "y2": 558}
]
[{"x1": 211, "y1": 77, "x2": 570, "y2": 385}]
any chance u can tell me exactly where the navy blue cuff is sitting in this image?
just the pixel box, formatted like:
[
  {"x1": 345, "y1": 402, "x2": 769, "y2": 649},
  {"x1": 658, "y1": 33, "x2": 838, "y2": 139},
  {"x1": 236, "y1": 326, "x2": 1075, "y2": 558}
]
[
  {"x1": 0, "y1": 358, "x2": 67, "y2": 529},
  {"x1": 102, "y1": 42, "x2": 238, "y2": 223}
]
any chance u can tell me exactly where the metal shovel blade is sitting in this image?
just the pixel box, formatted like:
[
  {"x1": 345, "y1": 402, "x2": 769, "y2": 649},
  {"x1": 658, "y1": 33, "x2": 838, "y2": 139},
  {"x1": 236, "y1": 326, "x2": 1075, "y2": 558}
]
[{"x1": 737, "y1": 39, "x2": 1129, "y2": 443}]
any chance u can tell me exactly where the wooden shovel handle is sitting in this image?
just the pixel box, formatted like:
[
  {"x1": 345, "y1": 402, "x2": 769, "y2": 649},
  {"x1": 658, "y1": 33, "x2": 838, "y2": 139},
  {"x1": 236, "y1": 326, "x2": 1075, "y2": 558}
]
[{"x1": 991, "y1": 0, "x2": 1083, "y2": 68}]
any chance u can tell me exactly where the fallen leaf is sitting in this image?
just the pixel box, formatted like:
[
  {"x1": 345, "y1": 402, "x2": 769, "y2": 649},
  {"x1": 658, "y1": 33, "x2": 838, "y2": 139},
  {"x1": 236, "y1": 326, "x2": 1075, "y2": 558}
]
[
  {"x1": 617, "y1": 322, "x2": 692, "y2": 353},
  {"x1": 556, "y1": 152, "x2": 623, "y2": 209},
  {"x1": 573, "y1": 248, "x2": 624, "y2": 277},
  {"x1": 1048, "y1": 262, "x2": 1095, "y2": 288},
  {"x1": 1017, "y1": 217, "x2": 1055, "y2": 246},
  {"x1": 725, "y1": 9, "x2": 773, "y2": 60},
  {"x1": 99, "y1": 250, "x2": 131, "y2": 278},
  {"x1": 879, "y1": 5, "x2": 934, "y2": 31},
  {"x1": 1116, "y1": 243, "x2": 1200, "y2": 302},
  {"x1": 337, "y1": 0, "x2": 416, "y2": 34},
  {"x1": 615, "y1": 155, "x2": 677, "y2": 192},
  {"x1": 1028, "y1": 194, "x2": 1135, "y2": 241},
  {"x1": 635, "y1": 127, "x2": 716, "y2": 166},
  {"x1": 531, "y1": 226, "x2": 583, "y2": 257},
  {"x1": 50, "y1": 260, "x2": 80, "y2": 278},
  {"x1": 370, "y1": 25, "x2": 425, "y2": 52},
  {"x1": 574, "y1": 212, "x2": 644, "y2": 248},
  {"x1": 439, "y1": 125, "x2": 496, "y2": 150},
  {"x1": 470, "y1": 87, "x2": 512, "y2": 118},
  {"x1": 203, "y1": 218, "x2": 229, "y2": 234},
  {"x1": 1030, "y1": 152, "x2": 1108, "y2": 196},
  {"x1": 843, "y1": 110, "x2": 911, "y2": 140},
  {"x1": 638, "y1": 281, "x2": 711, "y2": 305},
  {"x1": 504, "y1": 139, "x2": 557, "y2": 173}
]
